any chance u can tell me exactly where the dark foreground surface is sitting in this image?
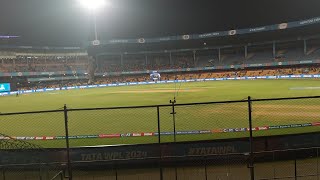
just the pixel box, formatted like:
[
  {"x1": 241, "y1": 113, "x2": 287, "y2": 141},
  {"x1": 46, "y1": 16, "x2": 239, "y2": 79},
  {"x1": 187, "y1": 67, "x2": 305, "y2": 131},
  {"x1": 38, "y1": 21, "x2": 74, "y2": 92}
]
[{"x1": 1, "y1": 132, "x2": 320, "y2": 179}]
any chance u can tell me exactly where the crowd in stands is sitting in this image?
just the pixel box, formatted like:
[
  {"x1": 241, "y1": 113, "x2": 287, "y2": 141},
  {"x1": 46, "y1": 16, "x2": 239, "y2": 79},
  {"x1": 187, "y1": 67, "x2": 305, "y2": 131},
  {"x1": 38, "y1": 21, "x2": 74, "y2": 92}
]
[
  {"x1": 1, "y1": 43, "x2": 320, "y2": 91},
  {"x1": 94, "y1": 66, "x2": 320, "y2": 85},
  {"x1": 96, "y1": 56, "x2": 194, "y2": 73},
  {"x1": 95, "y1": 48, "x2": 319, "y2": 73},
  {"x1": 0, "y1": 56, "x2": 88, "y2": 73},
  {"x1": 1, "y1": 44, "x2": 320, "y2": 74},
  {"x1": 6, "y1": 65, "x2": 320, "y2": 91},
  {"x1": 0, "y1": 55, "x2": 196, "y2": 73}
]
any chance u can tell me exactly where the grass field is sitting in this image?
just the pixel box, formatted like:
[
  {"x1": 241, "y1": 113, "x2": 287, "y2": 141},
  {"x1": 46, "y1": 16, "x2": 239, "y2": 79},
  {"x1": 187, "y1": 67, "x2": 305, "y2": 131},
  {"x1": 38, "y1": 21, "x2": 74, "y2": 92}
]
[{"x1": 1, "y1": 79, "x2": 320, "y2": 148}]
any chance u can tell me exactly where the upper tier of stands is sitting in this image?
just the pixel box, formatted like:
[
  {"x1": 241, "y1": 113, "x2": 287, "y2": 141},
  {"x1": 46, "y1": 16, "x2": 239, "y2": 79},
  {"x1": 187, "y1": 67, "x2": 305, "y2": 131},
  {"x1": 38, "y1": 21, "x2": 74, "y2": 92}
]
[
  {"x1": 1, "y1": 39, "x2": 320, "y2": 73},
  {"x1": 0, "y1": 56, "x2": 88, "y2": 73},
  {"x1": 96, "y1": 43, "x2": 320, "y2": 73}
]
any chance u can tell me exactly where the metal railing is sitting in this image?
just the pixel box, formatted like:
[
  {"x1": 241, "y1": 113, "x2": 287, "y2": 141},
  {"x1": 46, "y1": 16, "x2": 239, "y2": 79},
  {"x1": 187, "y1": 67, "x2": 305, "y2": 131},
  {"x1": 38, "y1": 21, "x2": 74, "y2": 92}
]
[{"x1": 0, "y1": 95, "x2": 320, "y2": 180}]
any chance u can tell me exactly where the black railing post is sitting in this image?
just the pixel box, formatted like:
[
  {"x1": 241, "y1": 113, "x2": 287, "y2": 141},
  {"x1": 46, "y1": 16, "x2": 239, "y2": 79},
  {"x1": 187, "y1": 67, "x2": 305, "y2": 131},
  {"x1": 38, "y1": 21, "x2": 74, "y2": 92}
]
[
  {"x1": 60, "y1": 172, "x2": 64, "y2": 180},
  {"x1": 204, "y1": 156, "x2": 208, "y2": 180},
  {"x1": 157, "y1": 106, "x2": 163, "y2": 180},
  {"x1": 170, "y1": 99, "x2": 177, "y2": 143},
  {"x1": 248, "y1": 96, "x2": 255, "y2": 180},
  {"x1": 170, "y1": 99, "x2": 178, "y2": 180},
  {"x1": 39, "y1": 164, "x2": 43, "y2": 180},
  {"x1": 64, "y1": 104, "x2": 72, "y2": 180},
  {"x1": 317, "y1": 148, "x2": 319, "y2": 180},
  {"x1": 273, "y1": 151, "x2": 276, "y2": 179},
  {"x1": 115, "y1": 163, "x2": 118, "y2": 180},
  {"x1": 294, "y1": 150, "x2": 297, "y2": 180},
  {"x1": 2, "y1": 168, "x2": 5, "y2": 180},
  {"x1": 157, "y1": 106, "x2": 161, "y2": 144}
]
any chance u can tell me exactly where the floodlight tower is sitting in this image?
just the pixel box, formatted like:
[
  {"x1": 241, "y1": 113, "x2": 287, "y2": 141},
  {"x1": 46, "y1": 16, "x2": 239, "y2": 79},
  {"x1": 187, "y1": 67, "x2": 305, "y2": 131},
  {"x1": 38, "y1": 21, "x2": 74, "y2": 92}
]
[{"x1": 78, "y1": 0, "x2": 110, "y2": 44}]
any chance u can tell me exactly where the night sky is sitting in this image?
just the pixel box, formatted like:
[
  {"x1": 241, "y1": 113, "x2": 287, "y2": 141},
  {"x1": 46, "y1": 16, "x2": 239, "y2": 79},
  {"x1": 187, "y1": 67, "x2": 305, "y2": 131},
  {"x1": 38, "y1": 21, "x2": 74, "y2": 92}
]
[{"x1": 0, "y1": 0, "x2": 319, "y2": 46}]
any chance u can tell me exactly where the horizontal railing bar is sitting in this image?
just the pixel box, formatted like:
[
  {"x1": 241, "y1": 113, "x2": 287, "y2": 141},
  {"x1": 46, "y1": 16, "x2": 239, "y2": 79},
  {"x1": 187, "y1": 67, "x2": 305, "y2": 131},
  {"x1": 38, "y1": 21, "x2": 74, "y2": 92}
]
[
  {"x1": 66, "y1": 100, "x2": 250, "y2": 111},
  {"x1": 251, "y1": 95, "x2": 320, "y2": 102},
  {"x1": 259, "y1": 174, "x2": 320, "y2": 180},
  {"x1": 1, "y1": 95, "x2": 320, "y2": 114},
  {"x1": 254, "y1": 146, "x2": 320, "y2": 154},
  {"x1": 0, "y1": 109, "x2": 64, "y2": 116}
]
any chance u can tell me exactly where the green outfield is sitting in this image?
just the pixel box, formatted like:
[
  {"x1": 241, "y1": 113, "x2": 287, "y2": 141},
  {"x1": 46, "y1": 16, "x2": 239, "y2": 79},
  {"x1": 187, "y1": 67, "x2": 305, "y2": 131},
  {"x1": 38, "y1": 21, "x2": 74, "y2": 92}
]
[{"x1": 1, "y1": 79, "x2": 320, "y2": 148}]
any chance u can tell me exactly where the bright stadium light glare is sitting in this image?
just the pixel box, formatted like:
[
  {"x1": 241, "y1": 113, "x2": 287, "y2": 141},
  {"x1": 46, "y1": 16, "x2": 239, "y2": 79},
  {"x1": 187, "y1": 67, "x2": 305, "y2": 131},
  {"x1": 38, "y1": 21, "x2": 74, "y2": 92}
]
[{"x1": 78, "y1": 0, "x2": 109, "y2": 10}]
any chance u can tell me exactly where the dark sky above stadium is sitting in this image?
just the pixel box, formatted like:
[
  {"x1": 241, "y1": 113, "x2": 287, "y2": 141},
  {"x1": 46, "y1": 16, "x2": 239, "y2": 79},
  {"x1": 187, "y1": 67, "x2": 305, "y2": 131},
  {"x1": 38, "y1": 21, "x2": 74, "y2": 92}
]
[{"x1": 0, "y1": 0, "x2": 319, "y2": 46}]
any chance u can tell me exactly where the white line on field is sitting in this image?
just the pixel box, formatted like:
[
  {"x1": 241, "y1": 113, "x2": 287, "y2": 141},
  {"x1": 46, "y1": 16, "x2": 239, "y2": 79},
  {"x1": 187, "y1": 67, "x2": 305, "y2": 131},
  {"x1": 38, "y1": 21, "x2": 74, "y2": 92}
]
[
  {"x1": 289, "y1": 87, "x2": 320, "y2": 90},
  {"x1": 154, "y1": 87, "x2": 216, "y2": 90}
]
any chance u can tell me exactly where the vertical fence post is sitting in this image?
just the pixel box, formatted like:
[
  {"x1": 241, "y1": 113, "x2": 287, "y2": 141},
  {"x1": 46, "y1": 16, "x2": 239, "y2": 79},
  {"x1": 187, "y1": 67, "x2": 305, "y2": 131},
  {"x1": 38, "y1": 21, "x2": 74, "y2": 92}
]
[
  {"x1": 273, "y1": 151, "x2": 276, "y2": 179},
  {"x1": 169, "y1": 99, "x2": 178, "y2": 180},
  {"x1": 60, "y1": 171, "x2": 64, "y2": 180},
  {"x1": 157, "y1": 106, "x2": 163, "y2": 180},
  {"x1": 170, "y1": 99, "x2": 177, "y2": 143},
  {"x1": 294, "y1": 150, "x2": 297, "y2": 180},
  {"x1": 157, "y1": 106, "x2": 161, "y2": 144},
  {"x1": 39, "y1": 164, "x2": 43, "y2": 180},
  {"x1": 2, "y1": 168, "x2": 5, "y2": 180},
  {"x1": 64, "y1": 104, "x2": 72, "y2": 180},
  {"x1": 317, "y1": 148, "x2": 319, "y2": 180},
  {"x1": 204, "y1": 156, "x2": 208, "y2": 180},
  {"x1": 248, "y1": 96, "x2": 255, "y2": 180},
  {"x1": 114, "y1": 162, "x2": 118, "y2": 180}
]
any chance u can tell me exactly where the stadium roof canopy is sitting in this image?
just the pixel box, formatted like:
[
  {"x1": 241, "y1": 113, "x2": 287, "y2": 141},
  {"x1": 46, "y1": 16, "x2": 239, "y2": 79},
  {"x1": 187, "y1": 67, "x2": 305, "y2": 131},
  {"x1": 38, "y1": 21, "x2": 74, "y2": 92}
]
[{"x1": 0, "y1": 0, "x2": 319, "y2": 47}]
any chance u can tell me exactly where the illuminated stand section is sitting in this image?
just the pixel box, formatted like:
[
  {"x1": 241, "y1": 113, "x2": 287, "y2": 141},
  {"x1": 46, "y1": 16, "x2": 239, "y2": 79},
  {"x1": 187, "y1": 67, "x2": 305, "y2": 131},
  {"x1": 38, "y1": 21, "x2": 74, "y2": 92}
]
[
  {"x1": 0, "y1": 83, "x2": 11, "y2": 93},
  {"x1": 1, "y1": 74, "x2": 320, "y2": 96},
  {"x1": 150, "y1": 71, "x2": 161, "y2": 82}
]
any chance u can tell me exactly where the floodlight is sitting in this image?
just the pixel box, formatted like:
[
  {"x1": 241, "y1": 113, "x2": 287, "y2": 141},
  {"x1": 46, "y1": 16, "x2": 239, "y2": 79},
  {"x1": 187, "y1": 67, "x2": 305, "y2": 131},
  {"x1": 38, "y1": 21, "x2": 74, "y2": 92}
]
[
  {"x1": 78, "y1": 0, "x2": 109, "y2": 10},
  {"x1": 77, "y1": 0, "x2": 110, "y2": 42}
]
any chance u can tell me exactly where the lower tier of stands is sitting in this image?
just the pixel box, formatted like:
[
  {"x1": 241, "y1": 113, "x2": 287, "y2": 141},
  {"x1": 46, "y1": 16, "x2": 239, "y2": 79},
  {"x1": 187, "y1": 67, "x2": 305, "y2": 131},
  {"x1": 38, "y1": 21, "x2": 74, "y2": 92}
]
[{"x1": 0, "y1": 65, "x2": 319, "y2": 92}]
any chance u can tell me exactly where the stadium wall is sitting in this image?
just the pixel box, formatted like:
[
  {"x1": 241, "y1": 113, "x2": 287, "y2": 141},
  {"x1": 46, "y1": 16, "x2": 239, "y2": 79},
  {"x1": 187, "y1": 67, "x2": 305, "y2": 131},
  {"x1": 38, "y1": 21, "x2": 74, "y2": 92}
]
[{"x1": 2, "y1": 132, "x2": 320, "y2": 165}]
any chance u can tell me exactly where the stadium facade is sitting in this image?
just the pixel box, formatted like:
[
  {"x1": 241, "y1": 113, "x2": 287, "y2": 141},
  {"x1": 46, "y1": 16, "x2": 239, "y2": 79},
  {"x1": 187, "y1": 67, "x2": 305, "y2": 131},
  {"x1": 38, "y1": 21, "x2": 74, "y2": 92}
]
[
  {"x1": 1, "y1": 16, "x2": 320, "y2": 180},
  {"x1": 0, "y1": 16, "x2": 320, "y2": 94}
]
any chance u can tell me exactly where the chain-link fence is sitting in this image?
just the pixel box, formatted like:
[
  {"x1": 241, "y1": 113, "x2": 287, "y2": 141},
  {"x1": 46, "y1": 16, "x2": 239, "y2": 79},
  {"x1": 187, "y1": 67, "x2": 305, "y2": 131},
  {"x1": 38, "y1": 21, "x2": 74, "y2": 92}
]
[
  {"x1": 0, "y1": 96, "x2": 320, "y2": 179},
  {"x1": 0, "y1": 110, "x2": 68, "y2": 180},
  {"x1": 254, "y1": 147, "x2": 320, "y2": 180},
  {"x1": 67, "y1": 106, "x2": 159, "y2": 147},
  {"x1": 251, "y1": 97, "x2": 320, "y2": 138}
]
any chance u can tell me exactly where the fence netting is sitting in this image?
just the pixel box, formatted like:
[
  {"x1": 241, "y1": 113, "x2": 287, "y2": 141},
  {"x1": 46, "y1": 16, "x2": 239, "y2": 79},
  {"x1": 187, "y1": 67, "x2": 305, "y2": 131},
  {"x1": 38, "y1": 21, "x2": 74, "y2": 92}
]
[
  {"x1": 174, "y1": 102, "x2": 250, "y2": 143},
  {"x1": 0, "y1": 96, "x2": 319, "y2": 179},
  {"x1": 67, "y1": 107, "x2": 159, "y2": 148},
  {"x1": 0, "y1": 111, "x2": 68, "y2": 180},
  {"x1": 252, "y1": 98, "x2": 320, "y2": 138},
  {"x1": 253, "y1": 148, "x2": 320, "y2": 180}
]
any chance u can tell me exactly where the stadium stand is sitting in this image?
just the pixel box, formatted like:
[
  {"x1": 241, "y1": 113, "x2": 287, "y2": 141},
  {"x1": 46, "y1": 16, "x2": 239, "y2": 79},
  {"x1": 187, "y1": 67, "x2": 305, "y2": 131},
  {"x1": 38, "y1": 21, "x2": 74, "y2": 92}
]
[
  {"x1": 1, "y1": 56, "x2": 89, "y2": 72},
  {"x1": 1, "y1": 36, "x2": 320, "y2": 91},
  {"x1": 2, "y1": 64, "x2": 318, "y2": 91}
]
